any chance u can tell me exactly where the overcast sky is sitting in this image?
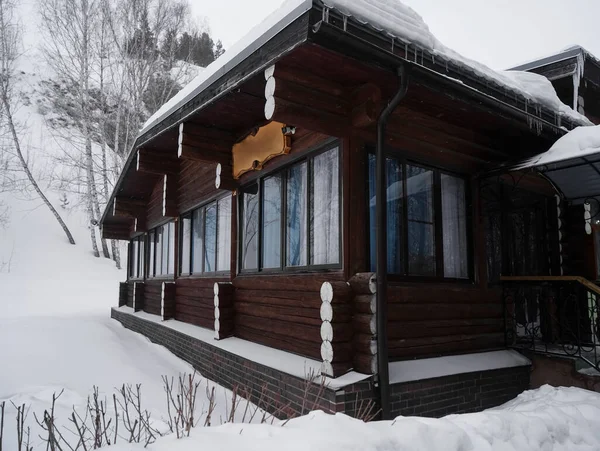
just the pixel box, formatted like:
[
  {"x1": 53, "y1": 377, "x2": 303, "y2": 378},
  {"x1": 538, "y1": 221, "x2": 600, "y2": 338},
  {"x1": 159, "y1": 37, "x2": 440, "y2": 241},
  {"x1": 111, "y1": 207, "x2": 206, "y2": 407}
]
[{"x1": 192, "y1": 0, "x2": 600, "y2": 70}]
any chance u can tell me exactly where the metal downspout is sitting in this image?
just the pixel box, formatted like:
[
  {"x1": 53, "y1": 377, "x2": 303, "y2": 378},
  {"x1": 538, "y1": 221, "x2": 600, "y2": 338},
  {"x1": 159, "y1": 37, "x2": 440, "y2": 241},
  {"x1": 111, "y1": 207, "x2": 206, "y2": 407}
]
[{"x1": 376, "y1": 64, "x2": 410, "y2": 420}]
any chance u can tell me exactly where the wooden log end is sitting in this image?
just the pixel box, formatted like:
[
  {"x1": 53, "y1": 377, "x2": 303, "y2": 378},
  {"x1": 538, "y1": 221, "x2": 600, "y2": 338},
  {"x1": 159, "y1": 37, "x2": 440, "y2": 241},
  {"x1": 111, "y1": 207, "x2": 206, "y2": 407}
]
[
  {"x1": 265, "y1": 76, "x2": 276, "y2": 98},
  {"x1": 320, "y1": 281, "x2": 333, "y2": 303},
  {"x1": 320, "y1": 302, "x2": 333, "y2": 322},
  {"x1": 214, "y1": 282, "x2": 220, "y2": 296},
  {"x1": 321, "y1": 361, "x2": 334, "y2": 377},
  {"x1": 265, "y1": 95, "x2": 275, "y2": 120},
  {"x1": 320, "y1": 321, "x2": 333, "y2": 342},
  {"x1": 321, "y1": 340, "x2": 333, "y2": 363},
  {"x1": 264, "y1": 65, "x2": 275, "y2": 80}
]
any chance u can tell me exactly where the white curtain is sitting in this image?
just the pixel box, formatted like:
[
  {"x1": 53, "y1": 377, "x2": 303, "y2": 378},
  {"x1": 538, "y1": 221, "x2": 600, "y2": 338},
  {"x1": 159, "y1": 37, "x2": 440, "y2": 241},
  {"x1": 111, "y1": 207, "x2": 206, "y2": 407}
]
[
  {"x1": 217, "y1": 197, "x2": 232, "y2": 271},
  {"x1": 441, "y1": 174, "x2": 468, "y2": 278},
  {"x1": 311, "y1": 148, "x2": 340, "y2": 265},
  {"x1": 262, "y1": 176, "x2": 282, "y2": 268}
]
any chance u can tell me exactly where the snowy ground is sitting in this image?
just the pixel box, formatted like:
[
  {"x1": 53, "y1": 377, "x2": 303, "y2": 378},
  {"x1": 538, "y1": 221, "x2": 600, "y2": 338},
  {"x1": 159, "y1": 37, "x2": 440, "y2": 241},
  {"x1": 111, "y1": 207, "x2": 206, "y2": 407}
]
[
  {"x1": 104, "y1": 385, "x2": 600, "y2": 451},
  {"x1": 0, "y1": 195, "x2": 255, "y2": 450}
]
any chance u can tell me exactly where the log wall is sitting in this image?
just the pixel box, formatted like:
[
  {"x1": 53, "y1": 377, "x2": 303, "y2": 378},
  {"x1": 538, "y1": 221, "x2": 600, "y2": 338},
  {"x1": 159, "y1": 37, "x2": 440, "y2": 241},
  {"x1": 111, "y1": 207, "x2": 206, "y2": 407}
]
[
  {"x1": 232, "y1": 273, "x2": 353, "y2": 375},
  {"x1": 177, "y1": 160, "x2": 219, "y2": 213},
  {"x1": 143, "y1": 280, "x2": 163, "y2": 316},
  {"x1": 175, "y1": 277, "x2": 230, "y2": 331},
  {"x1": 384, "y1": 283, "x2": 504, "y2": 359},
  {"x1": 147, "y1": 177, "x2": 165, "y2": 229}
]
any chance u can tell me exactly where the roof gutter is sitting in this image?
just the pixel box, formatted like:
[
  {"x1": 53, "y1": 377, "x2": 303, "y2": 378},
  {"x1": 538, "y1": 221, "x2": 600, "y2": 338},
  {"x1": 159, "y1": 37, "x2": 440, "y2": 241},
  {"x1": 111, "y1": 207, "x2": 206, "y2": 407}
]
[
  {"x1": 376, "y1": 64, "x2": 410, "y2": 420},
  {"x1": 309, "y1": 16, "x2": 579, "y2": 136}
]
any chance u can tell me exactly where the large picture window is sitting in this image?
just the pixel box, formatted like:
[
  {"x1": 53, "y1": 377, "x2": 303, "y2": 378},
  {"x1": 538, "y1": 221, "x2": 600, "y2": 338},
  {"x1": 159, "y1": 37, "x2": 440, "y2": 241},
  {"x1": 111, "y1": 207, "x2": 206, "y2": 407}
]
[
  {"x1": 368, "y1": 154, "x2": 470, "y2": 279},
  {"x1": 180, "y1": 196, "x2": 232, "y2": 276},
  {"x1": 129, "y1": 235, "x2": 145, "y2": 279},
  {"x1": 148, "y1": 221, "x2": 175, "y2": 278},
  {"x1": 241, "y1": 144, "x2": 340, "y2": 272}
]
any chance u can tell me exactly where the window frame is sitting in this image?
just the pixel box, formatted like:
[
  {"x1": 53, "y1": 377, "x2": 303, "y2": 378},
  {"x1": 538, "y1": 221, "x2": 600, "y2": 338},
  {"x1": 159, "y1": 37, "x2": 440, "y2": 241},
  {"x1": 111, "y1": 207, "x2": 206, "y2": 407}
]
[
  {"x1": 128, "y1": 234, "x2": 146, "y2": 280},
  {"x1": 147, "y1": 221, "x2": 176, "y2": 280},
  {"x1": 239, "y1": 141, "x2": 343, "y2": 274},
  {"x1": 367, "y1": 150, "x2": 474, "y2": 283},
  {"x1": 179, "y1": 193, "x2": 232, "y2": 278}
]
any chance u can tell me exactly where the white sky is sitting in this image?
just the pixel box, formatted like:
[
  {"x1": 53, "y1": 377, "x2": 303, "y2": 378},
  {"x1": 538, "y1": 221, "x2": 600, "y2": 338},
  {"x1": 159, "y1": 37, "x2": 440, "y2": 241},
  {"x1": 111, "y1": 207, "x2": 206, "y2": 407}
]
[{"x1": 192, "y1": 0, "x2": 600, "y2": 70}]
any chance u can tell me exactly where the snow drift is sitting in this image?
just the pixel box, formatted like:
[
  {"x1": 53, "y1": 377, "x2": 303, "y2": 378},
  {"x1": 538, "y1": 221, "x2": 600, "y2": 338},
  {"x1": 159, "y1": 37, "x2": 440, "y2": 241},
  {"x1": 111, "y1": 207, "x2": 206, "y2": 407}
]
[{"x1": 106, "y1": 385, "x2": 600, "y2": 451}]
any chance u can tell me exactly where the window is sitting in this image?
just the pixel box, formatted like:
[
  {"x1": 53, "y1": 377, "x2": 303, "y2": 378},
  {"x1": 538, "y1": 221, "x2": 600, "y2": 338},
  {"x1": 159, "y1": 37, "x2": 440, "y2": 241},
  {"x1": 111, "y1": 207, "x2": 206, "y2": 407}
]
[
  {"x1": 240, "y1": 144, "x2": 340, "y2": 272},
  {"x1": 148, "y1": 221, "x2": 175, "y2": 278},
  {"x1": 368, "y1": 154, "x2": 470, "y2": 279},
  {"x1": 129, "y1": 235, "x2": 145, "y2": 279},
  {"x1": 180, "y1": 195, "x2": 232, "y2": 275}
]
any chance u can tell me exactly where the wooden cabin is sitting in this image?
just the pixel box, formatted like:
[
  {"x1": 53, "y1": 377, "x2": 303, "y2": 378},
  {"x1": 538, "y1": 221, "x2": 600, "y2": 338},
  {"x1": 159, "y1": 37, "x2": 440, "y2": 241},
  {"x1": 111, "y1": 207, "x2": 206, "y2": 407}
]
[{"x1": 101, "y1": 1, "x2": 594, "y2": 419}]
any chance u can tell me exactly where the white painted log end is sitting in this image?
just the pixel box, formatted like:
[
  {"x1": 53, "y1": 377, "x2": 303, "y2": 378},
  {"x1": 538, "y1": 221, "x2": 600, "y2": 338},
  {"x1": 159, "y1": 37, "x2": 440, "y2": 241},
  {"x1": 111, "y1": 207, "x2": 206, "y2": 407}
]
[
  {"x1": 214, "y1": 294, "x2": 219, "y2": 308},
  {"x1": 369, "y1": 316, "x2": 377, "y2": 335},
  {"x1": 214, "y1": 307, "x2": 221, "y2": 320},
  {"x1": 368, "y1": 274, "x2": 377, "y2": 294},
  {"x1": 320, "y1": 321, "x2": 333, "y2": 342},
  {"x1": 264, "y1": 65, "x2": 275, "y2": 80},
  {"x1": 179, "y1": 122, "x2": 185, "y2": 135},
  {"x1": 136, "y1": 150, "x2": 141, "y2": 171},
  {"x1": 321, "y1": 361, "x2": 334, "y2": 377},
  {"x1": 264, "y1": 95, "x2": 275, "y2": 120},
  {"x1": 320, "y1": 302, "x2": 333, "y2": 322},
  {"x1": 214, "y1": 282, "x2": 220, "y2": 296},
  {"x1": 320, "y1": 281, "x2": 333, "y2": 303},
  {"x1": 214, "y1": 318, "x2": 220, "y2": 333},
  {"x1": 214, "y1": 330, "x2": 220, "y2": 340},
  {"x1": 177, "y1": 143, "x2": 183, "y2": 159},
  {"x1": 215, "y1": 174, "x2": 221, "y2": 189},
  {"x1": 216, "y1": 163, "x2": 222, "y2": 177},
  {"x1": 320, "y1": 341, "x2": 333, "y2": 363},
  {"x1": 265, "y1": 76, "x2": 276, "y2": 98}
]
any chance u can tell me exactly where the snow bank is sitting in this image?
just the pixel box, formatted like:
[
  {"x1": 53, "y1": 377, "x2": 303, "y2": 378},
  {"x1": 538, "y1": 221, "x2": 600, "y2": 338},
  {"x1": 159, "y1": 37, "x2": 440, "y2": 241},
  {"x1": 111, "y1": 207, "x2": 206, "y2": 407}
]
[
  {"x1": 514, "y1": 124, "x2": 600, "y2": 169},
  {"x1": 141, "y1": 0, "x2": 589, "y2": 140},
  {"x1": 106, "y1": 385, "x2": 600, "y2": 451}
]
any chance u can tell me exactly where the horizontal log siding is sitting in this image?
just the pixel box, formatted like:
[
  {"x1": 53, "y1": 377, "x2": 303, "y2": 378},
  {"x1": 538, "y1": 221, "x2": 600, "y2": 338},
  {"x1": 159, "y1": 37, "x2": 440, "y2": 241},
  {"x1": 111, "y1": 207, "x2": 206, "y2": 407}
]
[
  {"x1": 177, "y1": 160, "x2": 219, "y2": 213},
  {"x1": 143, "y1": 280, "x2": 163, "y2": 316},
  {"x1": 232, "y1": 273, "x2": 351, "y2": 366},
  {"x1": 126, "y1": 282, "x2": 134, "y2": 308},
  {"x1": 385, "y1": 284, "x2": 504, "y2": 360},
  {"x1": 175, "y1": 277, "x2": 230, "y2": 332},
  {"x1": 146, "y1": 177, "x2": 164, "y2": 229}
]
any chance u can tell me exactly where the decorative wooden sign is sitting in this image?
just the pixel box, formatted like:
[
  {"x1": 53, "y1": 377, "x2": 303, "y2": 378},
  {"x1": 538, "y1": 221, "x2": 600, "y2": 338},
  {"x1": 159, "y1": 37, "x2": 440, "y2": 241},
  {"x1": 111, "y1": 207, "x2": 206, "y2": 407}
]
[{"x1": 232, "y1": 121, "x2": 291, "y2": 179}]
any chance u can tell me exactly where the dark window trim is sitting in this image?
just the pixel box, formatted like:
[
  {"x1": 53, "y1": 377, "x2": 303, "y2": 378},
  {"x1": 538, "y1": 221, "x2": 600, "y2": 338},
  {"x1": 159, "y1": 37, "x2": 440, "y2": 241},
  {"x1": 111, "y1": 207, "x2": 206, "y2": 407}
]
[
  {"x1": 147, "y1": 221, "x2": 176, "y2": 279},
  {"x1": 239, "y1": 141, "x2": 343, "y2": 275},
  {"x1": 366, "y1": 147, "x2": 474, "y2": 283},
  {"x1": 128, "y1": 235, "x2": 146, "y2": 281},
  {"x1": 179, "y1": 193, "x2": 232, "y2": 277}
]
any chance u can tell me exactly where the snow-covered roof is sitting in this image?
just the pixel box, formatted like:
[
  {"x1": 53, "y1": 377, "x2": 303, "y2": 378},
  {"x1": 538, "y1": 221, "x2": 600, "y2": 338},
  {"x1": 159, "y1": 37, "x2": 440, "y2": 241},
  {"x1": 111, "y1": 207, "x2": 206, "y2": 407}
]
[
  {"x1": 139, "y1": 0, "x2": 590, "y2": 142},
  {"x1": 508, "y1": 45, "x2": 600, "y2": 73},
  {"x1": 510, "y1": 125, "x2": 600, "y2": 204},
  {"x1": 140, "y1": 0, "x2": 312, "y2": 136},
  {"x1": 515, "y1": 125, "x2": 600, "y2": 170}
]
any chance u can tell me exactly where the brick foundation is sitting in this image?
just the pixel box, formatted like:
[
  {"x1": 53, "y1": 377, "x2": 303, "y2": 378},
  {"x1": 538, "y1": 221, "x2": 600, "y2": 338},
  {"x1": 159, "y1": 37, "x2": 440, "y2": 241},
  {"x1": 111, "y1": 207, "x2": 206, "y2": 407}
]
[
  {"x1": 111, "y1": 308, "x2": 530, "y2": 419},
  {"x1": 390, "y1": 366, "x2": 531, "y2": 418}
]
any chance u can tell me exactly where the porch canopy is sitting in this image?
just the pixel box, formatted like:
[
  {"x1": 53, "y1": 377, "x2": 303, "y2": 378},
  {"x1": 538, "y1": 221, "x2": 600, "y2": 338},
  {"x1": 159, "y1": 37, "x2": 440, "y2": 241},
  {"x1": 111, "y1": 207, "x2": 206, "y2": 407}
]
[{"x1": 508, "y1": 125, "x2": 600, "y2": 205}]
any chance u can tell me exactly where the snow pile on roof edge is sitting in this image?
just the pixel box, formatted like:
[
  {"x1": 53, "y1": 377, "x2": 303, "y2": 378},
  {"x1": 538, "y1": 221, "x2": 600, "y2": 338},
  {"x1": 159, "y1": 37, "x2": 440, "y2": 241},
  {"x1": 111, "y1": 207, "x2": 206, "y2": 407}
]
[
  {"x1": 514, "y1": 124, "x2": 600, "y2": 169},
  {"x1": 323, "y1": 0, "x2": 590, "y2": 126},
  {"x1": 141, "y1": 0, "x2": 590, "y2": 140}
]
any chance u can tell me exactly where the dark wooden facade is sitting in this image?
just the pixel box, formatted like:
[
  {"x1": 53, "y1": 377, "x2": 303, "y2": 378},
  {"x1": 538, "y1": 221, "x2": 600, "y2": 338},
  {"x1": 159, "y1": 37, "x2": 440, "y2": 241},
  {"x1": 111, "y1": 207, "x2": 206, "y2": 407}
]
[{"x1": 101, "y1": 3, "x2": 590, "y2": 380}]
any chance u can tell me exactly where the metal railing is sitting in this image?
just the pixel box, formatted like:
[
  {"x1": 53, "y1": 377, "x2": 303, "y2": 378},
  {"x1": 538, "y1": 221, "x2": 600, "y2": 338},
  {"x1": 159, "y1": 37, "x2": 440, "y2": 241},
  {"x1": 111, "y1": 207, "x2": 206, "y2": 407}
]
[{"x1": 501, "y1": 276, "x2": 600, "y2": 371}]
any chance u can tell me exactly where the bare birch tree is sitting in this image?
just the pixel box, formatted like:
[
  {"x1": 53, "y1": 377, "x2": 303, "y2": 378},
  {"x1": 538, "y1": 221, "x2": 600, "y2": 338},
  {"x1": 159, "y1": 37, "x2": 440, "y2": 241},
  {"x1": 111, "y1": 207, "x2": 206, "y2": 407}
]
[
  {"x1": 40, "y1": 0, "x2": 109, "y2": 258},
  {"x1": 0, "y1": 0, "x2": 76, "y2": 244}
]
